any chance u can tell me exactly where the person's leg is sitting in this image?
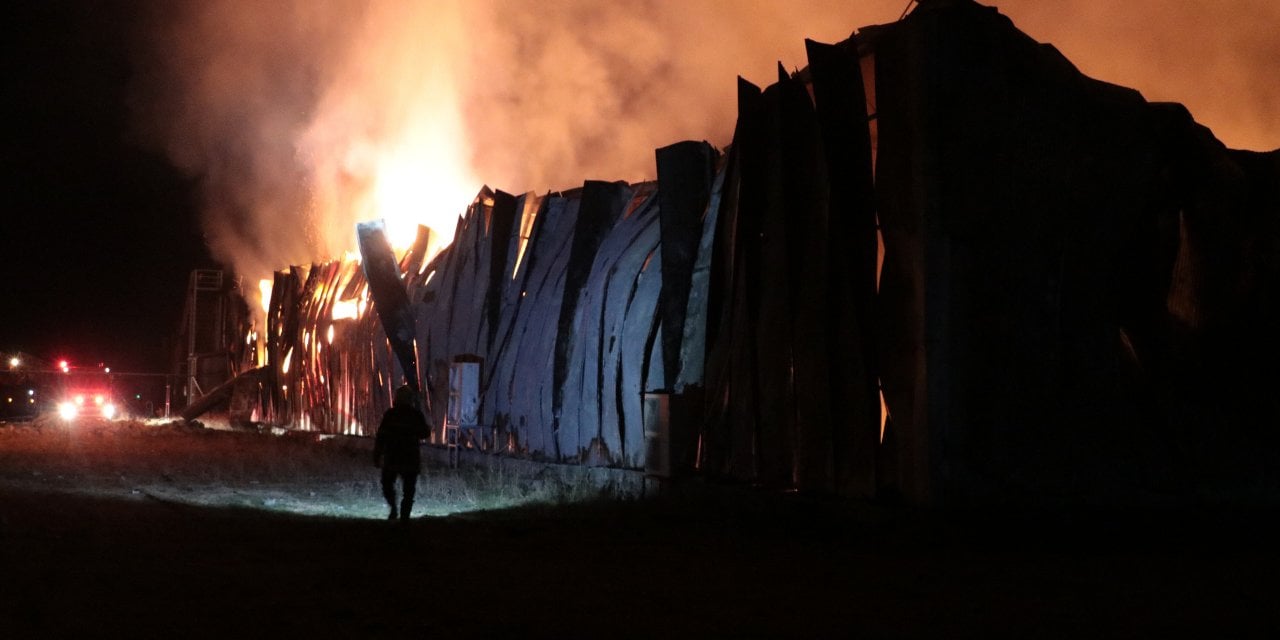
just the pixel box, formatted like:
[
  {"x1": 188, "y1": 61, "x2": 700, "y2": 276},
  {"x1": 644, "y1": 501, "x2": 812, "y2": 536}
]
[
  {"x1": 381, "y1": 466, "x2": 399, "y2": 519},
  {"x1": 399, "y1": 471, "x2": 418, "y2": 521}
]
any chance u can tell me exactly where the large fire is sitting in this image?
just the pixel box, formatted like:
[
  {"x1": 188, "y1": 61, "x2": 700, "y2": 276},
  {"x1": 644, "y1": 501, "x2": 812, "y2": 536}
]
[
  {"x1": 365, "y1": 135, "x2": 475, "y2": 253},
  {"x1": 133, "y1": 0, "x2": 1278, "y2": 349}
]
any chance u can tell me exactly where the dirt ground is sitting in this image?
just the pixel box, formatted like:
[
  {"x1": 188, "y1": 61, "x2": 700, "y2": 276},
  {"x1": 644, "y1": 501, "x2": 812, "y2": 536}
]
[{"x1": 1, "y1": 422, "x2": 1278, "y2": 637}]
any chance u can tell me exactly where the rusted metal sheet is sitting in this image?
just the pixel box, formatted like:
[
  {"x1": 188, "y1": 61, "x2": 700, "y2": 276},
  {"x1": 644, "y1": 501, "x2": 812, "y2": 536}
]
[
  {"x1": 256, "y1": 256, "x2": 383, "y2": 435},
  {"x1": 357, "y1": 221, "x2": 420, "y2": 391},
  {"x1": 566, "y1": 189, "x2": 661, "y2": 464},
  {"x1": 483, "y1": 191, "x2": 519, "y2": 351},
  {"x1": 180, "y1": 366, "x2": 266, "y2": 422},
  {"x1": 715, "y1": 78, "x2": 765, "y2": 481},
  {"x1": 558, "y1": 225, "x2": 613, "y2": 462},
  {"x1": 870, "y1": 21, "x2": 931, "y2": 503},
  {"x1": 696, "y1": 57, "x2": 875, "y2": 492},
  {"x1": 748, "y1": 68, "x2": 799, "y2": 489},
  {"x1": 656, "y1": 141, "x2": 717, "y2": 390},
  {"x1": 443, "y1": 194, "x2": 488, "y2": 362},
  {"x1": 551, "y1": 181, "x2": 632, "y2": 457},
  {"x1": 773, "y1": 62, "x2": 836, "y2": 492},
  {"x1": 481, "y1": 193, "x2": 541, "y2": 441},
  {"x1": 264, "y1": 267, "x2": 302, "y2": 424},
  {"x1": 499, "y1": 195, "x2": 578, "y2": 458},
  {"x1": 698, "y1": 79, "x2": 754, "y2": 479},
  {"x1": 419, "y1": 243, "x2": 456, "y2": 429},
  {"x1": 294, "y1": 261, "x2": 341, "y2": 430},
  {"x1": 618, "y1": 241, "x2": 664, "y2": 467},
  {"x1": 673, "y1": 159, "x2": 726, "y2": 395},
  {"x1": 805, "y1": 36, "x2": 879, "y2": 496}
]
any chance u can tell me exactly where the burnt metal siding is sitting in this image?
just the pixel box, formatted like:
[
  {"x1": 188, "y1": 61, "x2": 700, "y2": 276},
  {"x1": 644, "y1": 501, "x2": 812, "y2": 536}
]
[
  {"x1": 866, "y1": 1, "x2": 1280, "y2": 503},
  {"x1": 587, "y1": 188, "x2": 662, "y2": 466},
  {"x1": 259, "y1": 256, "x2": 396, "y2": 436},
  {"x1": 552, "y1": 181, "x2": 634, "y2": 460},
  {"x1": 674, "y1": 155, "x2": 727, "y2": 394},
  {"x1": 358, "y1": 221, "x2": 419, "y2": 392},
  {"x1": 483, "y1": 194, "x2": 542, "y2": 439},
  {"x1": 483, "y1": 192, "x2": 519, "y2": 350},
  {"x1": 806, "y1": 37, "x2": 880, "y2": 496},
  {"x1": 703, "y1": 79, "x2": 764, "y2": 481},
  {"x1": 697, "y1": 39, "x2": 880, "y2": 493},
  {"x1": 501, "y1": 195, "x2": 578, "y2": 459},
  {"x1": 388, "y1": 181, "x2": 670, "y2": 467},
  {"x1": 656, "y1": 141, "x2": 717, "y2": 390}
]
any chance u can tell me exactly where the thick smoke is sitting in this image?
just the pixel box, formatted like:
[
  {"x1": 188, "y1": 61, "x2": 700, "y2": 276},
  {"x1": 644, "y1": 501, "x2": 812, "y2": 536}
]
[
  {"x1": 991, "y1": 0, "x2": 1280, "y2": 152},
  {"x1": 130, "y1": 0, "x2": 902, "y2": 288},
  {"x1": 130, "y1": 0, "x2": 1280, "y2": 291},
  {"x1": 459, "y1": 0, "x2": 903, "y2": 191}
]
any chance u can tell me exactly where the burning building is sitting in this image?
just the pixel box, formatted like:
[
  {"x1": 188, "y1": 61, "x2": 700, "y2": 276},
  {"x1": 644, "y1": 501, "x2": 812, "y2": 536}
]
[{"x1": 182, "y1": 0, "x2": 1280, "y2": 505}]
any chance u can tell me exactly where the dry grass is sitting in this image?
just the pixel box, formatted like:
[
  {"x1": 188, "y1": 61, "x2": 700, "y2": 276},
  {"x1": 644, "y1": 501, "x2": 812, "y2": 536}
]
[{"x1": 0, "y1": 416, "x2": 608, "y2": 519}]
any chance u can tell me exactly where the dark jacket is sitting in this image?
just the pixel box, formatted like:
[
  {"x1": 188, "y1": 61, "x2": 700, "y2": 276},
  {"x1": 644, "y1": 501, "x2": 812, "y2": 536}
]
[{"x1": 374, "y1": 405, "x2": 431, "y2": 471}]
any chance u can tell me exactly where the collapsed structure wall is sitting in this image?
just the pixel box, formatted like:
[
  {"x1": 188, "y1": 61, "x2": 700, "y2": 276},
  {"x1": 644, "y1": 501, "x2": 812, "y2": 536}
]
[{"x1": 221, "y1": 0, "x2": 1280, "y2": 504}]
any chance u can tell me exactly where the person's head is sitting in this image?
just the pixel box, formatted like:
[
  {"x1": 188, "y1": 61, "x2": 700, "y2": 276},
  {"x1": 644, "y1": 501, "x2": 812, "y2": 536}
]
[{"x1": 393, "y1": 385, "x2": 416, "y2": 408}]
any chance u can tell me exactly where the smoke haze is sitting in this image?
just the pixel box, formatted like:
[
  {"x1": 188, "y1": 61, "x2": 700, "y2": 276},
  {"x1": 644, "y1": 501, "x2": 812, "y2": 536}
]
[
  {"x1": 129, "y1": 0, "x2": 1280, "y2": 290},
  {"x1": 991, "y1": 0, "x2": 1280, "y2": 153}
]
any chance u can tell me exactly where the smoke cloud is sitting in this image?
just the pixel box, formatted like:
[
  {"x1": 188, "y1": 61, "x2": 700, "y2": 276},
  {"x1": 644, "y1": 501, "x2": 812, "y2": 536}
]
[
  {"x1": 129, "y1": 0, "x2": 1280, "y2": 292},
  {"x1": 990, "y1": 0, "x2": 1280, "y2": 152}
]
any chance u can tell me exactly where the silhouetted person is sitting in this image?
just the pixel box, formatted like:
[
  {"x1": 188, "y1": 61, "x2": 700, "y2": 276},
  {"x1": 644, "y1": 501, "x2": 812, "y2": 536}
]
[{"x1": 374, "y1": 385, "x2": 431, "y2": 523}]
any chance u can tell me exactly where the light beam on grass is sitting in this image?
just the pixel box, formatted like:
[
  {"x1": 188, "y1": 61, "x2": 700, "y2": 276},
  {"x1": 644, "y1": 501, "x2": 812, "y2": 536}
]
[{"x1": 1, "y1": 419, "x2": 609, "y2": 521}]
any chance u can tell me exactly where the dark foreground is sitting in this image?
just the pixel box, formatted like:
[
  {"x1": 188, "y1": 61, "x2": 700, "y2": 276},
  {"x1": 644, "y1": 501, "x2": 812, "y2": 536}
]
[{"x1": 2, "y1": 482, "x2": 1278, "y2": 638}]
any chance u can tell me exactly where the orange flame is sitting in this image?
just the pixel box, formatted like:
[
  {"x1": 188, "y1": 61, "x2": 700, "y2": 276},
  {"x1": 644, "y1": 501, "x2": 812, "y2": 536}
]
[
  {"x1": 258, "y1": 279, "x2": 272, "y2": 314},
  {"x1": 332, "y1": 299, "x2": 362, "y2": 321}
]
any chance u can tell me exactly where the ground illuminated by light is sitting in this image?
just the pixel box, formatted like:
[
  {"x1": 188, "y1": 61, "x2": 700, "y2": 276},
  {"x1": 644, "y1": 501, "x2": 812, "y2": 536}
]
[{"x1": 0, "y1": 417, "x2": 622, "y2": 520}]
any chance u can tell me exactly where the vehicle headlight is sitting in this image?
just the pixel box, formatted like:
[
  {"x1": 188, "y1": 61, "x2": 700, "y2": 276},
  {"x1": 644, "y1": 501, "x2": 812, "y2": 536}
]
[
  {"x1": 58, "y1": 402, "x2": 78, "y2": 421},
  {"x1": 103, "y1": 403, "x2": 117, "y2": 419}
]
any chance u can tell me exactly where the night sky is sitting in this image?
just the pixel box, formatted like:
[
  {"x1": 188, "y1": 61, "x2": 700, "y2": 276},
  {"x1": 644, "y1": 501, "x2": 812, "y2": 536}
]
[{"x1": 1, "y1": 1, "x2": 213, "y2": 373}]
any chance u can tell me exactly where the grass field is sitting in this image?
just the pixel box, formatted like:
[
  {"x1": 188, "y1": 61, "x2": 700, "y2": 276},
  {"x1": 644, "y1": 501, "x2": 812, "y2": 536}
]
[
  {"x1": 0, "y1": 416, "x2": 610, "y2": 519},
  {"x1": 2, "y1": 417, "x2": 1278, "y2": 636}
]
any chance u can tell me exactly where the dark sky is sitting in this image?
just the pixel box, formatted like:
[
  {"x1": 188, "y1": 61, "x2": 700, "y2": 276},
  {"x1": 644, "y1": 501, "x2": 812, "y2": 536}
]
[{"x1": 1, "y1": 1, "x2": 214, "y2": 373}]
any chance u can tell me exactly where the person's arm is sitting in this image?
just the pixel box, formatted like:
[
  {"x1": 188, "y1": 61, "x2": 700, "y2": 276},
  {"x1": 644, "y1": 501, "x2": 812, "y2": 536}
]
[{"x1": 416, "y1": 411, "x2": 432, "y2": 440}]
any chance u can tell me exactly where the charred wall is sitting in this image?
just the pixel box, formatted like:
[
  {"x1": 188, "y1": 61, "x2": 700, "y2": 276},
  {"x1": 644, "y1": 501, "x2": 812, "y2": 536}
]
[{"x1": 864, "y1": 0, "x2": 1280, "y2": 503}]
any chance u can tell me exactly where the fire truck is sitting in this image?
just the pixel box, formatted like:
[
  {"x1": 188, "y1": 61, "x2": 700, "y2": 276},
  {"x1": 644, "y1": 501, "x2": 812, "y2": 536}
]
[{"x1": 55, "y1": 371, "x2": 120, "y2": 422}]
